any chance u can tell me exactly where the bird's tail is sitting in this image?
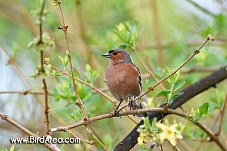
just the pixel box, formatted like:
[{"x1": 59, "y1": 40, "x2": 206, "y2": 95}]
[{"x1": 129, "y1": 98, "x2": 147, "y2": 117}]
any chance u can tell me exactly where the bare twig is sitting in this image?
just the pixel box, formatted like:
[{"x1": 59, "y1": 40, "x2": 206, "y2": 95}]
[
  {"x1": 37, "y1": 0, "x2": 51, "y2": 135},
  {"x1": 116, "y1": 35, "x2": 213, "y2": 113},
  {"x1": 86, "y1": 126, "x2": 108, "y2": 151},
  {"x1": 0, "y1": 90, "x2": 46, "y2": 95},
  {"x1": 75, "y1": 0, "x2": 95, "y2": 67},
  {"x1": 215, "y1": 94, "x2": 227, "y2": 136},
  {"x1": 0, "y1": 47, "x2": 31, "y2": 88},
  {"x1": 150, "y1": 0, "x2": 164, "y2": 67},
  {"x1": 186, "y1": 0, "x2": 216, "y2": 17},
  {"x1": 194, "y1": 121, "x2": 226, "y2": 151},
  {"x1": 67, "y1": 129, "x2": 95, "y2": 146},
  {"x1": 0, "y1": 112, "x2": 57, "y2": 151},
  {"x1": 132, "y1": 48, "x2": 166, "y2": 90},
  {"x1": 182, "y1": 67, "x2": 218, "y2": 74},
  {"x1": 57, "y1": 1, "x2": 88, "y2": 120}
]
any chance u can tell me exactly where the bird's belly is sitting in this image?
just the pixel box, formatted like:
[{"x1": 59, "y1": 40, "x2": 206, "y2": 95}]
[{"x1": 107, "y1": 73, "x2": 136, "y2": 101}]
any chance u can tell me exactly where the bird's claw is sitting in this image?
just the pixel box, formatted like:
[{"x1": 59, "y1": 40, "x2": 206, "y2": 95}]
[
  {"x1": 128, "y1": 101, "x2": 133, "y2": 111},
  {"x1": 114, "y1": 110, "x2": 121, "y2": 117}
]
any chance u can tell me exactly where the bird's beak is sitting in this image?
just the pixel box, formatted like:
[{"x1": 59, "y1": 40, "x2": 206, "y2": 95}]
[{"x1": 102, "y1": 52, "x2": 111, "y2": 58}]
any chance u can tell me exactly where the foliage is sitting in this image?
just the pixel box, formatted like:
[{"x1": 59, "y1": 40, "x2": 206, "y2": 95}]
[{"x1": 157, "y1": 69, "x2": 185, "y2": 105}]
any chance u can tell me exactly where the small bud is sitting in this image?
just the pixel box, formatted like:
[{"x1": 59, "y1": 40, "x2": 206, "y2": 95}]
[
  {"x1": 66, "y1": 50, "x2": 70, "y2": 55},
  {"x1": 44, "y1": 57, "x2": 50, "y2": 64},
  {"x1": 207, "y1": 34, "x2": 215, "y2": 41},
  {"x1": 52, "y1": 0, "x2": 61, "y2": 6}
]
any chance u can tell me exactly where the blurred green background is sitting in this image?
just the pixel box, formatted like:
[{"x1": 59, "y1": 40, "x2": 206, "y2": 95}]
[{"x1": 0, "y1": 0, "x2": 227, "y2": 150}]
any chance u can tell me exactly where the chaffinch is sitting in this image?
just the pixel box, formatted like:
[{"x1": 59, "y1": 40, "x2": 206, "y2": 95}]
[{"x1": 102, "y1": 49, "x2": 144, "y2": 116}]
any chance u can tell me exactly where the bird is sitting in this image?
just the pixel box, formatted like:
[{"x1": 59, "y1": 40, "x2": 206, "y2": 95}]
[{"x1": 102, "y1": 49, "x2": 145, "y2": 117}]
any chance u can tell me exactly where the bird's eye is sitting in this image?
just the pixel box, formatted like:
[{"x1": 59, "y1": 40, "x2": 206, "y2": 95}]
[{"x1": 112, "y1": 52, "x2": 118, "y2": 55}]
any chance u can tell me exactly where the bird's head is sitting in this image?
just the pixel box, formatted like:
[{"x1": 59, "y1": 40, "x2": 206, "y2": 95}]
[{"x1": 102, "y1": 49, "x2": 132, "y2": 64}]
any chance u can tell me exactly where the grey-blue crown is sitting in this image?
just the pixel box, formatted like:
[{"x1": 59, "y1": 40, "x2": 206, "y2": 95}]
[{"x1": 110, "y1": 49, "x2": 132, "y2": 63}]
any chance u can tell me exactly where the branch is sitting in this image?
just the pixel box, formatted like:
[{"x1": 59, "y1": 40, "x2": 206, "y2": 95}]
[
  {"x1": 150, "y1": 0, "x2": 164, "y2": 67},
  {"x1": 186, "y1": 0, "x2": 216, "y2": 17},
  {"x1": 0, "y1": 112, "x2": 57, "y2": 151},
  {"x1": 57, "y1": 1, "x2": 88, "y2": 120},
  {"x1": 0, "y1": 90, "x2": 46, "y2": 95},
  {"x1": 132, "y1": 48, "x2": 166, "y2": 90},
  {"x1": 37, "y1": 0, "x2": 51, "y2": 135},
  {"x1": 114, "y1": 65, "x2": 227, "y2": 151},
  {"x1": 215, "y1": 94, "x2": 227, "y2": 136}
]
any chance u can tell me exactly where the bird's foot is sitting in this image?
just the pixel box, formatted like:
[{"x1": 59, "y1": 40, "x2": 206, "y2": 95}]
[
  {"x1": 113, "y1": 109, "x2": 121, "y2": 117},
  {"x1": 128, "y1": 101, "x2": 133, "y2": 111}
]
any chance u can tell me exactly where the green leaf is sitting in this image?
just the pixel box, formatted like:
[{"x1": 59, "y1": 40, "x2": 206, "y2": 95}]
[
  {"x1": 167, "y1": 98, "x2": 174, "y2": 105},
  {"x1": 172, "y1": 92, "x2": 184, "y2": 99},
  {"x1": 151, "y1": 117, "x2": 157, "y2": 128},
  {"x1": 157, "y1": 90, "x2": 171, "y2": 97},
  {"x1": 143, "y1": 117, "x2": 151, "y2": 132},
  {"x1": 1, "y1": 147, "x2": 8, "y2": 151},
  {"x1": 208, "y1": 102, "x2": 218, "y2": 112},
  {"x1": 67, "y1": 109, "x2": 84, "y2": 122},
  {"x1": 173, "y1": 81, "x2": 186, "y2": 91},
  {"x1": 136, "y1": 26, "x2": 144, "y2": 42},
  {"x1": 198, "y1": 102, "x2": 209, "y2": 118}
]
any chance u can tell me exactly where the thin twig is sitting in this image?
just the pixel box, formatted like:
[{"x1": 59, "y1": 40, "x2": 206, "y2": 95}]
[
  {"x1": 0, "y1": 90, "x2": 46, "y2": 95},
  {"x1": 67, "y1": 129, "x2": 95, "y2": 145},
  {"x1": 150, "y1": 0, "x2": 164, "y2": 67},
  {"x1": 86, "y1": 126, "x2": 108, "y2": 151},
  {"x1": 132, "y1": 48, "x2": 166, "y2": 90},
  {"x1": 116, "y1": 35, "x2": 213, "y2": 113},
  {"x1": 186, "y1": 0, "x2": 216, "y2": 17},
  {"x1": 193, "y1": 121, "x2": 226, "y2": 151},
  {"x1": 38, "y1": 0, "x2": 51, "y2": 135},
  {"x1": 182, "y1": 67, "x2": 218, "y2": 74},
  {"x1": 215, "y1": 94, "x2": 227, "y2": 136},
  {"x1": 0, "y1": 112, "x2": 57, "y2": 151},
  {"x1": 75, "y1": 0, "x2": 95, "y2": 67},
  {"x1": 0, "y1": 47, "x2": 31, "y2": 88},
  {"x1": 57, "y1": 2, "x2": 88, "y2": 120}
]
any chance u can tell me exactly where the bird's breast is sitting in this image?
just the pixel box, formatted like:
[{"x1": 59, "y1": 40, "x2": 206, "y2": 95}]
[{"x1": 105, "y1": 63, "x2": 141, "y2": 101}]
